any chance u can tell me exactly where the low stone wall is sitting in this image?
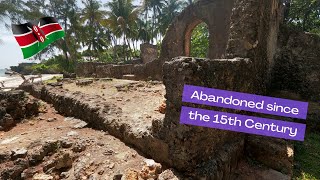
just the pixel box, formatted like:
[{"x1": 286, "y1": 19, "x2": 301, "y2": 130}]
[
  {"x1": 94, "y1": 64, "x2": 113, "y2": 78},
  {"x1": 20, "y1": 82, "x2": 247, "y2": 178},
  {"x1": 75, "y1": 62, "x2": 109, "y2": 77},
  {"x1": 76, "y1": 61, "x2": 161, "y2": 81},
  {"x1": 23, "y1": 57, "x2": 295, "y2": 178},
  {"x1": 134, "y1": 58, "x2": 164, "y2": 80},
  {"x1": 20, "y1": 84, "x2": 171, "y2": 167},
  {"x1": 94, "y1": 64, "x2": 135, "y2": 79},
  {"x1": 76, "y1": 62, "x2": 134, "y2": 79},
  {"x1": 0, "y1": 90, "x2": 39, "y2": 131}
]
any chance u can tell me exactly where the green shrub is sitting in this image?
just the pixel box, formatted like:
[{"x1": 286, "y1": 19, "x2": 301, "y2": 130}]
[{"x1": 190, "y1": 23, "x2": 209, "y2": 58}]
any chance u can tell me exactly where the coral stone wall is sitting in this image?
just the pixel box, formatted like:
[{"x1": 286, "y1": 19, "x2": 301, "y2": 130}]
[
  {"x1": 272, "y1": 26, "x2": 320, "y2": 101},
  {"x1": 160, "y1": 57, "x2": 255, "y2": 175}
]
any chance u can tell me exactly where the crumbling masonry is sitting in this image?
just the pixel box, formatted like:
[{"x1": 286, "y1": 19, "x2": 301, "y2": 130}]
[{"x1": 58, "y1": 0, "x2": 320, "y2": 178}]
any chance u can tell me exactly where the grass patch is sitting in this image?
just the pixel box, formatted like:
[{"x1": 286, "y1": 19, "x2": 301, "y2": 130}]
[
  {"x1": 293, "y1": 133, "x2": 320, "y2": 179},
  {"x1": 44, "y1": 76, "x2": 62, "y2": 84}
]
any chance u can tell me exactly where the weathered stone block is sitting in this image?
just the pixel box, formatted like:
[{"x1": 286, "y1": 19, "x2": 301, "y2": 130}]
[
  {"x1": 76, "y1": 79, "x2": 93, "y2": 86},
  {"x1": 271, "y1": 26, "x2": 320, "y2": 101},
  {"x1": 161, "y1": 57, "x2": 258, "y2": 174},
  {"x1": 246, "y1": 135, "x2": 294, "y2": 176},
  {"x1": 141, "y1": 43, "x2": 158, "y2": 64},
  {"x1": 0, "y1": 90, "x2": 40, "y2": 131}
]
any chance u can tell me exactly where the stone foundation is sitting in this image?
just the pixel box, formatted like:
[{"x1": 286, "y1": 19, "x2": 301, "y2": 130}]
[
  {"x1": 20, "y1": 84, "x2": 171, "y2": 167},
  {"x1": 0, "y1": 90, "x2": 39, "y2": 131}
]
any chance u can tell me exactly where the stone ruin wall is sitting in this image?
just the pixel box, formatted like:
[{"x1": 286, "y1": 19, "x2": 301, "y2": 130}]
[
  {"x1": 140, "y1": 44, "x2": 158, "y2": 64},
  {"x1": 0, "y1": 90, "x2": 40, "y2": 131},
  {"x1": 272, "y1": 26, "x2": 320, "y2": 102},
  {"x1": 72, "y1": 0, "x2": 320, "y2": 178},
  {"x1": 161, "y1": 57, "x2": 294, "y2": 177},
  {"x1": 76, "y1": 63, "x2": 135, "y2": 79},
  {"x1": 75, "y1": 44, "x2": 158, "y2": 80}
]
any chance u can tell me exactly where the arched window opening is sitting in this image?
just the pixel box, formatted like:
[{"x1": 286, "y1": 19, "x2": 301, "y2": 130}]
[{"x1": 190, "y1": 22, "x2": 209, "y2": 58}]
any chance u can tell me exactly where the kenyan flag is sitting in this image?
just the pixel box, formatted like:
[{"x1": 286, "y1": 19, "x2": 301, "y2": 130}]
[{"x1": 12, "y1": 17, "x2": 65, "y2": 59}]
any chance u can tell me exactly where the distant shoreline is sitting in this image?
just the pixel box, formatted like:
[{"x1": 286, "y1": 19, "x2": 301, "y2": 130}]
[
  {"x1": 0, "y1": 69, "x2": 7, "y2": 77},
  {"x1": 0, "y1": 74, "x2": 62, "y2": 89}
]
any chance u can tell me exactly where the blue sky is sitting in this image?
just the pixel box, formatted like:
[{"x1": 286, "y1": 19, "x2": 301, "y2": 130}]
[{"x1": 0, "y1": 0, "x2": 142, "y2": 69}]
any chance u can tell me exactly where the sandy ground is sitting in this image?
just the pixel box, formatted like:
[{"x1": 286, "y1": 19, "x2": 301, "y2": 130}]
[{"x1": 63, "y1": 79, "x2": 166, "y2": 133}]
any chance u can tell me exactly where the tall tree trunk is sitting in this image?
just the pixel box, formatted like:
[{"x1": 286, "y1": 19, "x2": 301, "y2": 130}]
[
  {"x1": 132, "y1": 39, "x2": 136, "y2": 56},
  {"x1": 126, "y1": 37, "x2": 134, "y2": 60},
  {"x1": 123, "y1": 33, "x2": 127, "y2": 61},
  {"x1": 145, "y1": 9, "x2": 149, "y2": 43},
  {"x1": 112, "y1": 36, "x2": 117, "y2": 62},
  {"x1": 302, "y1": 9, "x2": 311, "y2": 31},
  {"x1": 152, "y1": 6, "x2": 155, "y2": 44},
  {"x1": 63, "y1": 16, "x2": 70, "y2": 71}
]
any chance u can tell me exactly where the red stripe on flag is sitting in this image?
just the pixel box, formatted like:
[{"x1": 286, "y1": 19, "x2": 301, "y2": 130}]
[
  {"x1": 14, "y1": 33, "x2": 37, "y2": 47},
  {"x1": 41, "y1": 23, "x2": 63, "y2": 35}
]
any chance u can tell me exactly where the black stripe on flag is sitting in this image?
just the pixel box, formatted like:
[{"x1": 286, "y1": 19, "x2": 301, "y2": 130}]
[
  {"x1": 39, "y1": 17, "x2": 58, "y2": 26},
  {"x1": 12, "y1": 17, "x2": 58, "y2": 35},
  {"x1": 12, "y1": 22, "x2": 33, "y2": 35}
]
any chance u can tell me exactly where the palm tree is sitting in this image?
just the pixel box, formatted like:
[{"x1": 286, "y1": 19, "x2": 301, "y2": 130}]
[
  {"x1": 43, "y1": 0, "x2": 82, "y2": 68},
  {"x1": 142, "y1": 0, "x2": 165, "y2": 43},
  {"x1": 0, "y1": 1, "x2": 7, "y2": 44},
  {"x1": 182, "y1": 0, "x2": 195, "y2": 7},
  {"x1": 0, "y1": 1, "x2": 9, "y2": 24},
  {"x1": 104, "y1": 0, "x2": 140, "y2": 61},
  {"x1": 66, "y1": 7, "x2": 84, "y2": 58},
  {"x1": 159, "y1": 0, "x2": 183, "y2": 36},
  {"x1": 23, "y1": 0, "x2": 47, "y2": 21},
  {"x1": 0, "y1": 0, "x2": 24, "y2": 43},
  {"x1": 80, "y1": 0, "x2": 109, "y2": 60},
  {"x1": 2, "y1": 0, "x2": 25, "y2": 24},
  {"x1": 136, "y1": 16, "x2": 151, "y2": 43}
]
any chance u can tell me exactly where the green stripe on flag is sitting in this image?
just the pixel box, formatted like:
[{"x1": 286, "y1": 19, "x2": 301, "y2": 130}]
[{"x1": 21, "y1": 30, "x2": 65, "y2": 59}]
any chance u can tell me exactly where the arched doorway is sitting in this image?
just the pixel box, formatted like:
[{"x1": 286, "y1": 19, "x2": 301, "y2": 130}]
[{"x1": 184, "y1": 21, "x2": 209, "y2": 58}]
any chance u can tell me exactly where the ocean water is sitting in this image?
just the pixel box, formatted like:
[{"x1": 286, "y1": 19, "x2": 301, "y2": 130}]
[
  {"x1": 0, "y1": 69, "x2": 9, "y2": 81},
  {"x1": 0, "y1": 69, "x2": 5, "y2": 76}
]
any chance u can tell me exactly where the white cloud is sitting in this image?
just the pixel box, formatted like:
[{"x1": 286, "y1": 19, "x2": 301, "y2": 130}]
[{"x1": 1, "y1": 34, "x2": 15, "y2": 44}]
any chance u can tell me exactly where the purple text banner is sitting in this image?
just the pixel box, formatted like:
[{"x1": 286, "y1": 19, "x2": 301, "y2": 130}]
[
  {"x1": 182, "y1": 85, "x2": 308, "y2": 119},
  {"x1": 180, "y1": 106, "x2": 306, "y2": 141}
]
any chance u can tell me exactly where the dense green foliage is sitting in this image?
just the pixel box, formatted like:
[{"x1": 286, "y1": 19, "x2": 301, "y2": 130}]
[
  {"x1": 29, "y1": 54, "x2": 78, "y2": 73},
  {"x1": 190, "y1": 23, "x2": 209, "y2": 58},
  {"x1": 0, "y1": 0, "x2": 319, "y2": 73},
  {"x1": 1, "y1": 0, "x2": 192, "y2": 72},
  {"x1": 284, "y1": 0, "x2": 320, "y2": 35}
]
